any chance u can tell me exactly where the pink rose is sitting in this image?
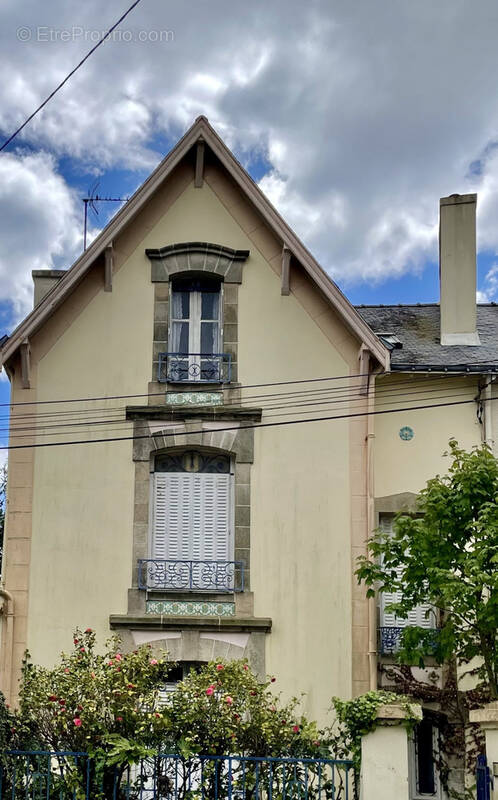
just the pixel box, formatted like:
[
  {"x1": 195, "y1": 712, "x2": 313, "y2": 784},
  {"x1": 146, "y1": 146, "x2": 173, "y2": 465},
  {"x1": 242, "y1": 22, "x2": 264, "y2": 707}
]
[
  {"x1": 149, "y1": 658, "x2": 158, "y2": 666},
  {"x1": 73, "y1": 718, "x2": 82, "y2": 727},
  {"x1": 313, "y1": 740, "x2": 320, "y2": 747},
  {"x1": 206, "y1": 686, "x2": 215, "y2": 697},
  {"x1": 243, "y1": 664, "x2": 249, "y2": 671},
  {"x1": 115, "y1": 653, "x2": 122, "y2": 662},
  {"x1": 64, "y1": 668, "x2": 70, "y2": 674},
  {"x1": 292, "y1": 725, "x2": 299, "y2": 733},
  {"x1": 216, "y1": 664, "x2": 224, "y2": 671},
  {"x1": 225, "y1": 696, "x2": 233, "y2": 705},
  {"x1": 79, "y1": 647, "x2": 85, "y2": 653},
  {"x1": 116, "y1": 716, "x2": 123, "y2": 723},
  {"x1": 85, "y1": 628, "x2": 93, "y2": 633}
]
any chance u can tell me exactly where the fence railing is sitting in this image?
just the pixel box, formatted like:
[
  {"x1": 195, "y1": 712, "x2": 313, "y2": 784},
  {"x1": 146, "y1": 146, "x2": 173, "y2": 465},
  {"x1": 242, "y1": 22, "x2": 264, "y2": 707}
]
[
  {"x1": 137, "y1": 559, "x2": 245, "y2": 593},
  {"x1": 378, "y1": 626, "x2": 439, "y2": 655},
  {"x1": 158, "y1": 353, "x2": 231, "y2": 384},
  {"x1": 0, "y1": 751, "x2": 355, "y2": 800}
]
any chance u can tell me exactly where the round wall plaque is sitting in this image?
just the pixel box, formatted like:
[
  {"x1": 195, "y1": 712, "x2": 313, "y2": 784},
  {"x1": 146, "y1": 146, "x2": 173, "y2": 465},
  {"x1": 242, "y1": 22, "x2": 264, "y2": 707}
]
[{"x1": 399, "y1": 426, "x2": 414, "y2": 441}]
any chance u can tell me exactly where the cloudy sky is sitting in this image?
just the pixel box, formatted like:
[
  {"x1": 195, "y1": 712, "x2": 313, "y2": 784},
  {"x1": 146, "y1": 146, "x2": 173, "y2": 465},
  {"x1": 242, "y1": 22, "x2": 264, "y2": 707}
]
[{"x1": 2, "y1": 0, "x2": 498, "y2": 335}]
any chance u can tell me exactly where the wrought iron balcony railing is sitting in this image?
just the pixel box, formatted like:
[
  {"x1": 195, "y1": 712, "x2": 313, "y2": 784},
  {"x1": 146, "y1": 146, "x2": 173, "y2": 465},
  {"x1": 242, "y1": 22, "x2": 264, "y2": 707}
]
[
  {"x1": 138, "y1": 559, "x2": 244, "y2": 593},
  {"x1": 158, "y1": 352, "x2": 231, "y2": 384},
  {"x1": 379, "y1": 626, "x2": 440, "y2": 655}
]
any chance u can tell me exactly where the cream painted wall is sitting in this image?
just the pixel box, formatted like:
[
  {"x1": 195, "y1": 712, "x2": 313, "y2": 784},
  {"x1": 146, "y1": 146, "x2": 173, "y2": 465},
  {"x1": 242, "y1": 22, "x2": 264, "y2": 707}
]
[
  {"x1": 25, "y1": 177, "x2": 354, "y2": 723},
  {"x1": 374, "y1": 375, "x2": 482, "y2": 499}
]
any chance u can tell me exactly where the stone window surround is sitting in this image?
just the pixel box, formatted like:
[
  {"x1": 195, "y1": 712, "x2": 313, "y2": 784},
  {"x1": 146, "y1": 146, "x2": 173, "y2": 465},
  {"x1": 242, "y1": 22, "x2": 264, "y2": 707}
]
[
  {"x1": 146, "y1": 242, "x2": 250, "y2": 387},
  {"x1": 128, "y1": 412, "x2": 258, "y2": 616}
]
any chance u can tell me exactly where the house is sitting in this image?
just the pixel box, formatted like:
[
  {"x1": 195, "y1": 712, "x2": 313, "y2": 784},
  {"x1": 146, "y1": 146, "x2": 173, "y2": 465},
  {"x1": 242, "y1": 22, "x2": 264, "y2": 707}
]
[{"x1": 0, "y1": 120, "x2": 495, "y2": 792}]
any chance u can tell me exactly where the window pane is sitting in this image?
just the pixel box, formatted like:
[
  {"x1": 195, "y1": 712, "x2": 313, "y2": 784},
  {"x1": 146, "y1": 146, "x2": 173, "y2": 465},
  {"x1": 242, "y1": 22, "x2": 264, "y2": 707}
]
[
  {"x1": 172, "y1": 290, "x2": 190, "y2": 320},
  {"x1": 201, "y1": 290, "x2": 220, "y2": 320},
  {"x1": 201, "y1": 322, "x2": 219, "y2": 354},
  {"x1": 171, "y1": 321, "x2": 189, "y2": 354}
]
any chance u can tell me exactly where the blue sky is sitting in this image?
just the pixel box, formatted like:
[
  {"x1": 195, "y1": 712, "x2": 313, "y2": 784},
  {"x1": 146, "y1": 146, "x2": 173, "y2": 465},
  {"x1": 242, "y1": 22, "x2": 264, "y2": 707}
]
[{"x1": 2, "y1": 0, "x2": 498, "y2": 448}]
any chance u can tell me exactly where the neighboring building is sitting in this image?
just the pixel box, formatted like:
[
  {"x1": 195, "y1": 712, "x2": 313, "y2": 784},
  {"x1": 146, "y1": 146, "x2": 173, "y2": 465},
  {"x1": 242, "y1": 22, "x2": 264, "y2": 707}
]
[{"x1": 0, "y1": 121, "x2": 495, "y2": 773}]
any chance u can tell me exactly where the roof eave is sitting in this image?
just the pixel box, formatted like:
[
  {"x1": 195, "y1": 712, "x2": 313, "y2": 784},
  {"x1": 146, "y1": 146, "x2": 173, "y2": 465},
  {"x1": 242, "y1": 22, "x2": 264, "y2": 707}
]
[{"x1": 1, "y1": 116, "x2": 389, "y2": 370}]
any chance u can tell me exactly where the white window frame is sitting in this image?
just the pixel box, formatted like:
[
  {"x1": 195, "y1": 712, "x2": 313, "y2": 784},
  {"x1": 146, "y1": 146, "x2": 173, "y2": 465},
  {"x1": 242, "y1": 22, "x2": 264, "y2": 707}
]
[
  {"x1": 168, "y1": 280, "x2": 224, "y2": 380},
  {"x1": 409, "y1": 720, "x2": 441, "y2": 800}
]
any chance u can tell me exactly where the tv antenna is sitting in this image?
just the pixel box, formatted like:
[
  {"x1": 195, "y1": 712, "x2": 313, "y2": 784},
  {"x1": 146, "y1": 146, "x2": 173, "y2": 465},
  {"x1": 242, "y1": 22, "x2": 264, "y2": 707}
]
[{"x1": 82, "y1": 180, "x2": 129, "y2": 250}]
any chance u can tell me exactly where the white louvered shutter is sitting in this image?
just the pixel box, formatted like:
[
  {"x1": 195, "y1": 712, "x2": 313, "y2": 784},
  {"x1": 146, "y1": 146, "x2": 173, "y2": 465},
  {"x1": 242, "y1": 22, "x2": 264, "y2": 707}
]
[
  {"x1": 152, "y1": 471, "x2": 232, "y2": 590},
  {"x1": 379, "y1": 516, "x2": 434, "y2": 628}
]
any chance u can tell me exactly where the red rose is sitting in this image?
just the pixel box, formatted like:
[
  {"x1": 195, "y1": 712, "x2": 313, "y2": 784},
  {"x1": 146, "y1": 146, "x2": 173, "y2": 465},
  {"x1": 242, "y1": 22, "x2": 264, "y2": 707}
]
[
  {"x1": 216, "y1": 664, "x2": 224, "y2": 671},
  {"x1": 292, "y1": 725, "x2": 299, "y2": 733},
  {"x1": 79, "y1": 647, "x2": 85, "y2": 653},
  {"x1": 73, "y1": 718, "x2": 82, "y2": 728},
  {"x1": 270, "y1": 677, "x2": 276, "y2": 683},
  {"x1": 85, "y1": 628, "x2": 93, "y2": 633},
  {"x1": 73, "y1": 639, "x2": 79, "y2": 645},
  {"x1": 59, "y1": 699, "x2": 66, "y2": 705},
  {"x1": 116, "y1": 716, "x2": 123, "y2": 723},
  {"x1": 48, "y1": 695, "x2": 57, "y2": 702}
]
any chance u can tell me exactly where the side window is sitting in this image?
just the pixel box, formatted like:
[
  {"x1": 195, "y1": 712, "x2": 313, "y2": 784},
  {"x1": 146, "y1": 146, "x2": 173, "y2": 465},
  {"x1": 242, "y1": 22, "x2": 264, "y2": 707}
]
[
  {"x1": 145, "y1": 451, "x2": 236, "y2": 592},
  {"x1": 379, "y1": 515, "x2": 436, "y2": 653},
  {"x1": 168, "y1": 276, "x2": 223, "y2": 382},
  {"x1": 409, "y1": 718, "x2": 441, "y2": 799}
]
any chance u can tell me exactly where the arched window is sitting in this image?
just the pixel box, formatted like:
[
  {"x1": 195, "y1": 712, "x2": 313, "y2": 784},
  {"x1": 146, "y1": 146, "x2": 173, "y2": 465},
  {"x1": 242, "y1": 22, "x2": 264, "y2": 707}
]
[
  {"x1": 149, "y1": 450, "x2": 234, "y2": 591},
  {"x1": 169, "y1": 275, "x2": 223, "y2": 381}
]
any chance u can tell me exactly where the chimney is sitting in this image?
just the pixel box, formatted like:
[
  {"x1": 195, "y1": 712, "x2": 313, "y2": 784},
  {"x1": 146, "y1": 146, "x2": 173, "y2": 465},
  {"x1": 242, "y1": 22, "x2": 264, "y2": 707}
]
[
  {"x1": 32, "y1": 270, "x2": 65, "y2": 307},
  {"x1": 439, "y1": 193, "x2": 479, "y2": 345}
]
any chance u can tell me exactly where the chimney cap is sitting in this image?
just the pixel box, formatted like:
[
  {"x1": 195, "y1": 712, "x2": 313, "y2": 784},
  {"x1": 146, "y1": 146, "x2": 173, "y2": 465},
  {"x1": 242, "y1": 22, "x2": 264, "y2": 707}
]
[{"x1": 440, "y1": 193, "x2": 477, "y2": 207}]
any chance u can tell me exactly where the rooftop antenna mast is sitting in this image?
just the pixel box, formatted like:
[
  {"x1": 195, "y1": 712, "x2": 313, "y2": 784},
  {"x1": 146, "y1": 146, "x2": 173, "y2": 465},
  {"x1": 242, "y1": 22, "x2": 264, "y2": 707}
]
[{"x1": 82, "y1": 180, "x2": 129, "y2": 250}]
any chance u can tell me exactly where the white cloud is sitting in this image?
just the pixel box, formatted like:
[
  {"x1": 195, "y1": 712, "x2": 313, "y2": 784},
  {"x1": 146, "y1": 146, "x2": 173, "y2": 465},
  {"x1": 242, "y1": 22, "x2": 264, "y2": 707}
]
[
  {"x1": 0, "y1": 151, "x2": 82, "y2": 322},
  {"x1": 2, "y1": 0, "x2": 498, "y2": 295},
  {"x1": 477, "y1": 265, "x2": 498, "y2": 303}
]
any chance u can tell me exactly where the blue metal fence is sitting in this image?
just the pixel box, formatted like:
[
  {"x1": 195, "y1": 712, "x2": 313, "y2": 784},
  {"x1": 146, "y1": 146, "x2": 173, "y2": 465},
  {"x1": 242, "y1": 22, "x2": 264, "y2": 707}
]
[
  {"x1": 0, "y1": 752, "x2": 355, "y2": 800},
  {"x1": 137, "y1": 559, "x2": 245, "y2": 592}
]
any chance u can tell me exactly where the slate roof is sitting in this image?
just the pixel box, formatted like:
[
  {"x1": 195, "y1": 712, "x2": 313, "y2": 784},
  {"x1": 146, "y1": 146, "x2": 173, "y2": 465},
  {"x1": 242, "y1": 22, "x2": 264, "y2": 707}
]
[{"x1": 356, "y1": 304, "x2": 498, "y2": 372}]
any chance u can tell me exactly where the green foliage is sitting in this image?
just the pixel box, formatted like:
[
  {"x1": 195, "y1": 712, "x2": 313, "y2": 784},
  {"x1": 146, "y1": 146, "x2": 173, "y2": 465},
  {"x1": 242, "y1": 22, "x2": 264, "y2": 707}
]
[
  {"x1": 356, "y1": 440, "x2": 498, "y2": 697},
  {"x1": 328, "y1": 691, "x2": 419, "y2": 773},
  {"x1": 163, "y1": 660, "x2": 321, "y2": 757},
  {"x1": 15, "y1": 628, "x2": 172, "y2": 759}
]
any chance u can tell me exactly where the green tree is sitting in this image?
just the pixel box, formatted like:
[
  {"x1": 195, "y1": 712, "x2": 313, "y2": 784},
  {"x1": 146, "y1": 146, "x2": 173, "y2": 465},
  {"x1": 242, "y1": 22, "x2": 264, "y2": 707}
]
[
  {"x1": 356, "y1": 440, "x2": 498, "y2": 698},
  {"x1": 164, "y1": 659, "x2": 321, "y2": 758},
  {"x1": 15, "y1": 628, "x2": 172, "y2": 787}
]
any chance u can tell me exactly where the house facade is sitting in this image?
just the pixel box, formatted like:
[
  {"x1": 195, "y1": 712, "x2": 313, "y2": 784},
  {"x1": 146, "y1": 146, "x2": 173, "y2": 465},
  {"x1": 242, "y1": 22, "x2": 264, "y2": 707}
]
[{"x1": 0, "y1": 120, "x2": 496, "y2": 778}]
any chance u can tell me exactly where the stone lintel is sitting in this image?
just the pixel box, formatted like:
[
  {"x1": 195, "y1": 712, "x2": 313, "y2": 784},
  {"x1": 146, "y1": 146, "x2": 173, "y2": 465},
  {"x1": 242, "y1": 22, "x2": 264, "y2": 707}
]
[
  {"x1": 109, "y1": 614, "x2": 272, "y2": 633},
  {"x1": 125, "y1": 405, "x2": 262, "y2": 422},
  {"x1": 376, "y1": 703, "x2": 423, "y2": 723},
  {"x1": 469, "y1": 702, "x2": 498, "y2": 728}
]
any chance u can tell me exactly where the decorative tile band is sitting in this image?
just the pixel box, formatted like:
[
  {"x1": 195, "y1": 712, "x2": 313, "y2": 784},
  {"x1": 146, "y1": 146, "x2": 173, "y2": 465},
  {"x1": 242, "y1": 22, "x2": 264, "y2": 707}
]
[
  {"x1": 165, "y1": 392, "x2": 223, "y2": 406},
  {"x1": 146, "y1": 600, "x2": 235, "y2": 617}
]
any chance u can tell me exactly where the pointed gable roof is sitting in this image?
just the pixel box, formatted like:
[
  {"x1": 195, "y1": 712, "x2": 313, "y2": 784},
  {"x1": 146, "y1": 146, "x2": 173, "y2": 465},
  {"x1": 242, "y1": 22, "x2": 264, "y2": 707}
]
[{"x1": 1, "y1": 117, "x2": 389, "y2": 369}]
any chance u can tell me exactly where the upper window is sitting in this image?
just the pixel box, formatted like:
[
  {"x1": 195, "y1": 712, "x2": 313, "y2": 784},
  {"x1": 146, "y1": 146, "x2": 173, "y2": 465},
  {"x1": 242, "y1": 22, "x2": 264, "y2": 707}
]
[{"x1": 165, "y1": 275, "x2": 227, "y2": 383}]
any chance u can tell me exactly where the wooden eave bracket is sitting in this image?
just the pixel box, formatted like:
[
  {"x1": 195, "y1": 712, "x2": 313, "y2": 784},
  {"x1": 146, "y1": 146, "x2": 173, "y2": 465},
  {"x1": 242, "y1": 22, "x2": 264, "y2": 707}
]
[
  {"x1": 104, "y1": 243, "x2": 113, "y2": 292},
  {"x1": 358, "y1": 345, "x2": 371, "y2": 396},
  {"x1": 20, "y1": 339, "x2": 30, "y2": 389},
  {"x1": 281, "y1": 246, "x2": 291, "y2": 295},
  {"x1": 194, "y1": 138, "x2": 205, "y2": 188}
]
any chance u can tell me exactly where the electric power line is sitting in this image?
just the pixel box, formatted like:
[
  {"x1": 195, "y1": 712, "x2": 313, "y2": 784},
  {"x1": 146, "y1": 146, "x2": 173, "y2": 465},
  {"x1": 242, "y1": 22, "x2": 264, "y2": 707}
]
[
  {"x1": 1, "y1": 381, "x2": 482, "y2": 438},
  {"x1": 0, "y1": 392, "x2": 494, "y2": 451},
  {"x1": 0, "y1": 0, "x2": 144, "y2": 153}
]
